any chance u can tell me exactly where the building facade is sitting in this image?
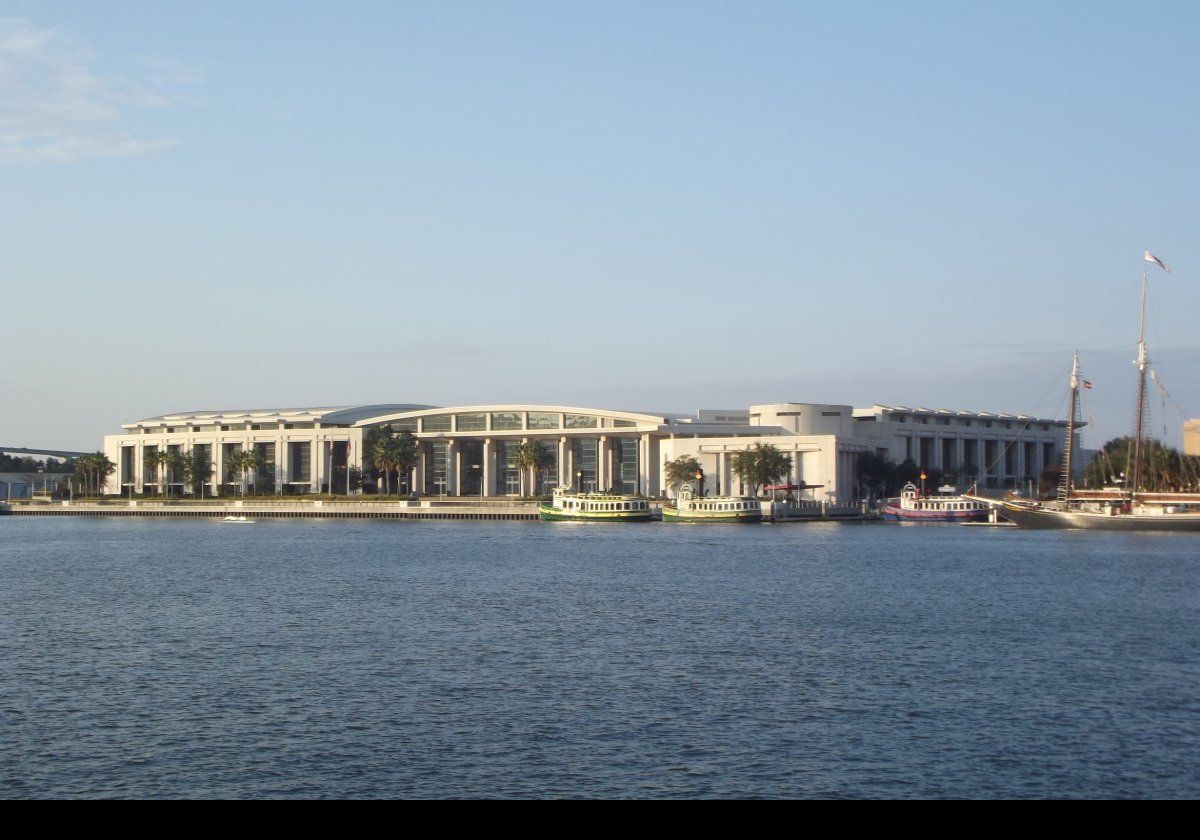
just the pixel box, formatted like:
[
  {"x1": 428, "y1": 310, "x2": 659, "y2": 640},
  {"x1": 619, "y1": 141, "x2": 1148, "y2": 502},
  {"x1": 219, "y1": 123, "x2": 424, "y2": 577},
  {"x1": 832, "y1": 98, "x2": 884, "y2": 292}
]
[
  {"x1": 101, "y1": 401, "x2": 1071, "y2": 500},
  {"x1": 1184, "y1": 419, "x2": 1200, "y2": 457}
]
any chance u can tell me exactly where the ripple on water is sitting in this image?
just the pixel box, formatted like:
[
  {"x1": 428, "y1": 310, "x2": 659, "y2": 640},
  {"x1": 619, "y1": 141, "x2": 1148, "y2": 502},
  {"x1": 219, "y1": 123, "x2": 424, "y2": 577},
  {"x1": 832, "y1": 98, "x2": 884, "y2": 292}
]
[{"x1": 0, "y1": 517, "x2": 1197, "y2": 798}]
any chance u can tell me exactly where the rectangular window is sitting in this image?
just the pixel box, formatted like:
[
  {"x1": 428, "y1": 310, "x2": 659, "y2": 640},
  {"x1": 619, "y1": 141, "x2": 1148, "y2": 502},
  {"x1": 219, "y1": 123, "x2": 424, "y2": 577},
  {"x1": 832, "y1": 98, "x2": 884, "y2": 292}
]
[
  {"x1": 288, "y1": 442, "x2": 311, "y2": 482},
  {"x1": 612, "y1": 437, "x2": 638, "y2": 494},
  {"x1": 573, "y1": 439, "x2": 598, "y2": 490},
  {"x1": 422, "y1": 415, "x2": 452, "y2": 433},
  {"x1": 425, "y1": 441, "x2": 448, "y2": 493},
  {"x1": 456, "y1": 413, "x2": 487, "y2": 432},
  {"x1": 491, "y1": 412, "x2": 523, "y2": 430},
  {"x1": 527, "y1": 412, "x2": 559, "y2": 430},
  {"x1": 391, "y1": 418, "x2": 418, "y2": 432},
  {"x1": 564, "y1": 414, "x2": 597, "y2": 429}
]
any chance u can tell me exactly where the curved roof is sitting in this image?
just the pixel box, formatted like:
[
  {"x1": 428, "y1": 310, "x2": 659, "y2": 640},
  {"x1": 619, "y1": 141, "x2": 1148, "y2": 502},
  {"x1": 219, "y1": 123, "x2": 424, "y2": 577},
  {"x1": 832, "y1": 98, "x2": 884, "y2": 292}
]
[
  {"x1": 125, "y1": 404, "x2": 434, "y2": 428},
  {"x1": 354, "y1": 405, "x2": 671, "y2": 428}
]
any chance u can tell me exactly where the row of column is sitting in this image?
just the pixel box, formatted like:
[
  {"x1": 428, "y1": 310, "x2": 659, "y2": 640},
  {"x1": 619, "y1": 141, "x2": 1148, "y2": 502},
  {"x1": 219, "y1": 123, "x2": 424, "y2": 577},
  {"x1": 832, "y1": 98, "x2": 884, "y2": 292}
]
[
  {"x1": 413, "y1": 434, "x2": 653, "y2": 496},
  {"x1": 125, "y1": 437, "x2": 351, "y2": 494},
  {"x1": 905, "y1": 434, "x2": 1054, "y2": 478}
]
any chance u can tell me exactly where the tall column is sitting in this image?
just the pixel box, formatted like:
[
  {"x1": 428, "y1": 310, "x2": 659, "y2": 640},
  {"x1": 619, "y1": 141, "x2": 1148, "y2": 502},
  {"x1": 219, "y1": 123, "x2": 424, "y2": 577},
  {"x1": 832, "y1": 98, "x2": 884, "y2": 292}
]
[
  {"x1": 638, "y1": 434, "x2": 650, "y2": 496},
  {"x1": 212, "y1": 441, "x2": 224, "y2": 497},
  {"x1": 445, "y1": 440, "x2": 456, "y2": 495},
  {"x1": 482, "y1": 439, "x2": 492, "y2": 498},
  {"x1": 566, "y1": 440, "x2": 575, "y2": 489},
  {"x1": 274, "y1": 436, "x2": 284, "y2": 492},
  {"x1": 598, "y1": 435, "x2": 608, "y2": 491},
  {"x1": 558, "y1": 437, "x2": 567, "y2": 487},
  {"x1": 313, "y1": 438, "x2": 324, "y2": 494},
  {"x1": 417, "y1": 445, "x2": 427, "y2": 495}
]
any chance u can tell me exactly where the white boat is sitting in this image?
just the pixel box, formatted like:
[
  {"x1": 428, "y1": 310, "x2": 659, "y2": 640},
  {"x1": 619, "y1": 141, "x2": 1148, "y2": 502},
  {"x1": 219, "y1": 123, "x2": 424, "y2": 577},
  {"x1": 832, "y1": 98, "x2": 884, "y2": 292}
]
[
  {"x1": 661, "y1": 484, "x2": 762, "y2": 523},
  {"x1": 882, "y1": 483, "x2": 990, "y2": 522},
  {"x1": 1004, "y1": 253, "x2": 1200, "y2": 531},
  {"x1": 223, "y1": 515, "x2": 255, "y2": 523},
  {"x1": 537, "y1": 486, "x2": 653, "y2": 522}
]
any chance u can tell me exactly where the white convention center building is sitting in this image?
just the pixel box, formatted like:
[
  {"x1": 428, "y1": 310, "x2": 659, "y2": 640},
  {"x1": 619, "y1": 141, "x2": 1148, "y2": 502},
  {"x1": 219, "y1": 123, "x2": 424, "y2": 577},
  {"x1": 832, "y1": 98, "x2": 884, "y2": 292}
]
[{"x1": 101, "y1": 401, "x2": 1070, "y2": 501}]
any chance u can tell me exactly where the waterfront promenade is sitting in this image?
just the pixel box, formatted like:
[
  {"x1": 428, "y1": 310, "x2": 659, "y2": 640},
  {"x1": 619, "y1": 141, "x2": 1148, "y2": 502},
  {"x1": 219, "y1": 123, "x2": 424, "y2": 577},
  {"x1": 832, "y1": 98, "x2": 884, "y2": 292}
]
[
  {"x1": 0, "y1": 498, "x2": 872, "y2": 522},
  {"x1": 0, "y1": 498, "x2": 540, "y2": 521}
]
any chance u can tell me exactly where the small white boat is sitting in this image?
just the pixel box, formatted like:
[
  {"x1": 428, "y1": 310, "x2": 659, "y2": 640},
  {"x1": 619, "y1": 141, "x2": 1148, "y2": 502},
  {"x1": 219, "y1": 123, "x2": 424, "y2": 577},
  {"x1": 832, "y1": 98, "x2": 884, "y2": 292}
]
[
  {"x1": 223, "y1": 515, "x2": 255, "y2": 523},
  {"x1": 882, "y1": 483, "x2": 990, "y2": 523}
]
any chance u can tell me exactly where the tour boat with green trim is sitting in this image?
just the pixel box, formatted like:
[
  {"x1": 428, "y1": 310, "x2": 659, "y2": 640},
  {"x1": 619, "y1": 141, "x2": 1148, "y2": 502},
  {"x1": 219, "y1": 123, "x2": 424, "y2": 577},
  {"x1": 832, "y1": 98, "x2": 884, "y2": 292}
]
[
  {"x1": 538, "y1": 486, "x2": 654, "y2": 522},
  {"x1": 661, "y1": 485, "x2": 763, "y2": 523}
]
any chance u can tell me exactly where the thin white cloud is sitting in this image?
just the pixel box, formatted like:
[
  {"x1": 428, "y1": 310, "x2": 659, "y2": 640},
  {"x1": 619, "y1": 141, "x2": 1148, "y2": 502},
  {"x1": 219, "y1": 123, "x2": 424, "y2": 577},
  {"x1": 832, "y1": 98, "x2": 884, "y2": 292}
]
[{"x1": 0, "y1": 17, "x2": 188, "y2": 163}]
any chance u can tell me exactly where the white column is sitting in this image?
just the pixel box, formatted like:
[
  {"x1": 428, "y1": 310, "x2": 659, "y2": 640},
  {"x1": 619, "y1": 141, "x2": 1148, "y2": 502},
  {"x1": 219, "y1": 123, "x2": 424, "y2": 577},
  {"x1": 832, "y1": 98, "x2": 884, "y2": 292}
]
[
  {"x1": 313, "y1": 437, "x2": 325, "y2": 494},
  {"x1": 482, "y1": 439, "x2": 492, "y2": 498},
  {"x1": 638, "y1": 433, "x2": 650, "y2": 495},
  {"x1": 445, "y1": 440, "x2": 456, "y2": 495},
  {"x1": 134, "y1": 445, "x2": 145, "y2": 494},
  {"x1": 598, "y1": 435, "x2": 608, "y2": 491},
  {"x1": 558, "y1": 437, "x2": 567, "y2": 487}
]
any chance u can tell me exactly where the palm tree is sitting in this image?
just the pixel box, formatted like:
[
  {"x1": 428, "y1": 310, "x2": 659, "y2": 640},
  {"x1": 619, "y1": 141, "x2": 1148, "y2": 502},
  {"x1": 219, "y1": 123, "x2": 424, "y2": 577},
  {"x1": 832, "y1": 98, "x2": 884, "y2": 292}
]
[
  {"x1": 184, "y1": 449, "x2": 214, "y2": 496},
  {"x1": 163, "y1": 450, "x2": 187, "y2": 497},
  {"x1": 394, "y1": 431, "x2": 419, "y2": 495},
  {"x1": 226, "y1": 449, "x2": 263, "y2": 496},
  {"x1": 512, "y1": 440, "x2": 552, "y2": 497},
  {"x1": 370, "y1": 429, "x2": 399, "y2": 495},
  {"x1": 73, "y1": 453, "x2": 113, "y2": 497},
  {"x1": 146, "y1": 449, "x2": 172, "y2": 497}
]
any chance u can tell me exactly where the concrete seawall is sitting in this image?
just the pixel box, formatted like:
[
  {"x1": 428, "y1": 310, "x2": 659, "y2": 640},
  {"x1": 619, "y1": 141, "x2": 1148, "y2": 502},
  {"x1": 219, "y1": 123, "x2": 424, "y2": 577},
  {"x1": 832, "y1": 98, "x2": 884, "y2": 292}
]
[{"x1": 1, "y1": 500, "x2": 540, "y2": 520}]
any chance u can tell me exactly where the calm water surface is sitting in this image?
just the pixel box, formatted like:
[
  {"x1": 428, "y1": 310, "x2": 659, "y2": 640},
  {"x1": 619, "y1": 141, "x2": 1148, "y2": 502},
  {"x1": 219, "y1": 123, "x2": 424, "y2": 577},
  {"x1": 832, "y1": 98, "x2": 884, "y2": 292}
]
[{"x1": 1, "y1": 517, "x2": 1197, "y2": 799}]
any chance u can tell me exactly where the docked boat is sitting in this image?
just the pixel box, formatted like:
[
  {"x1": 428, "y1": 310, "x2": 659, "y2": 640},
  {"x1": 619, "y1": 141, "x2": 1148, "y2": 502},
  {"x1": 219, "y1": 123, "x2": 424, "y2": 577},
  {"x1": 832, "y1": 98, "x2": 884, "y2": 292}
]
[
  {"x1": 1003, "y1": 252, "x2": 1200, "y2": 532},
  {"x1": 537, "y1": 485, "x2": 653, "y2": 522},
  {"x1": 222, "y1": 515, "x2": 255, "y2": 523},
  {"x1": 882, "y1": 483, "x2": 990, "y2": 522},
  {"x1": 661, "y1": 485, "x2": 762, "y2": 523}
]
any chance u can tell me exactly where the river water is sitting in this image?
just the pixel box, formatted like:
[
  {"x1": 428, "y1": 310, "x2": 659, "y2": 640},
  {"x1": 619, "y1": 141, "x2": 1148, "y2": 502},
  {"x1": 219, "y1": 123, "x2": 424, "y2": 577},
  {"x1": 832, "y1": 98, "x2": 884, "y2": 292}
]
[{"x1": 1, "y1": 517, "x2": 1196, "y2": 798}]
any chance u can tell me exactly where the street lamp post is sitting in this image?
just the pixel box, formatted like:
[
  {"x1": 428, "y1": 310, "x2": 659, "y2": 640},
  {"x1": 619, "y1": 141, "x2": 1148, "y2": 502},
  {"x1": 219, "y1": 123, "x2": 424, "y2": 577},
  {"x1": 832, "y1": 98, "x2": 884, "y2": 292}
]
[
  {"x1": 575, "y1": 469, "x2": 583, "y2": 492},
  {"x1": 694, "y1": 469, "x2": 705, "y2": 498}
]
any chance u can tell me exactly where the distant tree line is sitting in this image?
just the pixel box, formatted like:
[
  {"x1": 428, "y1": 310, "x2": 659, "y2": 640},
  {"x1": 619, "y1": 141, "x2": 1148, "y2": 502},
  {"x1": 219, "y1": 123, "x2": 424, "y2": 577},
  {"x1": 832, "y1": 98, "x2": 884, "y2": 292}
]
[{"x1": 0, "y1": 453, "x2": 75, "y2": 473}]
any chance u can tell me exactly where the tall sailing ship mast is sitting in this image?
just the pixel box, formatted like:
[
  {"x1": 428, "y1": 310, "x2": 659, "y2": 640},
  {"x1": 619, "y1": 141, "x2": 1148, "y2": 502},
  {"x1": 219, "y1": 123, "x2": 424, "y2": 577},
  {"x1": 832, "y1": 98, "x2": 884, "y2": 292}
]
[{"x1": 1003, "y1": 251, "x2": 1200, "y2": 530}]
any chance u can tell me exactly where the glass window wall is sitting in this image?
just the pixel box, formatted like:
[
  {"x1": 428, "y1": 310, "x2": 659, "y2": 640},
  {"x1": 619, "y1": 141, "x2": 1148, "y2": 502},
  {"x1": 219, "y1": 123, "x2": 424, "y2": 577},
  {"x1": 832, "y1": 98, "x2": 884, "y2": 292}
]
[
  {"x1": 573, "y1": 439, "x2": 598, "y2": 491},
  {"x1": 424, "y1": 441, "x2": 448, "y2": 494},
  {"x1": 456, "y1": 413, "x2": 487, "y2": 432},
  {"x1": 491, "y1": 412, "x2": 523, "y2": 431},
  {"x1": 613, "y1": 438, "x2": 638, "y2": 494},
  {"x1": 527, "y1": 412, "x2": 559, "y2": 430}
]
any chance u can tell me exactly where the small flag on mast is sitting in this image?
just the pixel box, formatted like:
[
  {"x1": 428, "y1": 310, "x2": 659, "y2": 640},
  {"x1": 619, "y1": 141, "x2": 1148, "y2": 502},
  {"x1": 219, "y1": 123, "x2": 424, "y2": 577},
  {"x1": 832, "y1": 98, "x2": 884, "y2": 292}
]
[
  {"x1": 1144, "y1": 251, "x2": 1172, "y2": 273},
  {"x1": 1082, "y1": 380, "x2": 1093, "y2": 390}
]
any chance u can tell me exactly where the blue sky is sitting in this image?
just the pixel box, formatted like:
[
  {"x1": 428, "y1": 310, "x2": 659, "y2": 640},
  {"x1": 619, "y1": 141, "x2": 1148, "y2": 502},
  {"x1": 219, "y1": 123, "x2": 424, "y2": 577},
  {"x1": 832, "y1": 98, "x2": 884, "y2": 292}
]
[{"x1": 2, "y1": 1, "x2": 1198, "y2": 450}]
